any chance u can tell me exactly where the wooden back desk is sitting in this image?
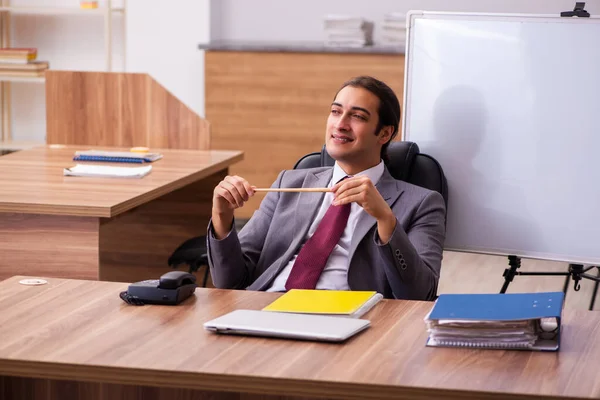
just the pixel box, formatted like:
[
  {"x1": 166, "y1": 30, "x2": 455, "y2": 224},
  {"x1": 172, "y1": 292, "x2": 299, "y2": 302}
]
[
  {"x1": 0, "y1": 146, "x2": 242, "y2": 283},
  {"x1": 1, "y1": 276, "x2": 599, "y2": 400}
]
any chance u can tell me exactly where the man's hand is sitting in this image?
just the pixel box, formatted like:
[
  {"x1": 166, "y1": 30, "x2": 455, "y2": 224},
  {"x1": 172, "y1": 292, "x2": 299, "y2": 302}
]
[
  {"x1": 332, "y1": 176, "x2": 397, "y2": 243},
  {"x1": 212, "y1": 175, "x2": 254, "y2": 239}
]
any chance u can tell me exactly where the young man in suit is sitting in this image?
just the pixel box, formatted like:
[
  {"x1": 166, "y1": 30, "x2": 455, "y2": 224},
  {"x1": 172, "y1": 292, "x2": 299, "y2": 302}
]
[{"x1": 207, "y1": 76, "x2": 446, "y2": 300}]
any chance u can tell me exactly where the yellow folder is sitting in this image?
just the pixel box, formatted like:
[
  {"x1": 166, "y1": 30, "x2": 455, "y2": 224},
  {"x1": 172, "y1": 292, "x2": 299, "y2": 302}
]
[{"x1": 262, "y1": 289, "x2": 383, "y2": 318}]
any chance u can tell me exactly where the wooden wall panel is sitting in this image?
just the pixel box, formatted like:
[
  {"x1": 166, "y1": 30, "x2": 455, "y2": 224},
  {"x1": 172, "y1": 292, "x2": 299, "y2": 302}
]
[
  {"x1": 99, "y1": 170, "x2": 226, "y2": 283},
  {"x1": 121, "y1": 72, "x2": 150, "y2": 146},
  {"x1": 0, "y1": 214, "x2": 99, "y2": 281},
  {"x1": 205, "y1": 51, "x2": 405, "y2": 218},
  {"x1": 45, "y1": 71, "x2": 146, "y2": 147},
  {"x1": 46, "y1": 71, "x2": 210, "y2": 150},
  {"x1": 148, "y1": 78, "x2": 211, "y2": 150}
]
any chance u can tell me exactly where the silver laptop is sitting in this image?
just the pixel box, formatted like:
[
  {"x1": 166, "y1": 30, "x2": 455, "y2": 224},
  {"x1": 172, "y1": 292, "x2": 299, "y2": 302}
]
[{"x1": 204, "y1": 309, "x2": 370, "y2": 342}]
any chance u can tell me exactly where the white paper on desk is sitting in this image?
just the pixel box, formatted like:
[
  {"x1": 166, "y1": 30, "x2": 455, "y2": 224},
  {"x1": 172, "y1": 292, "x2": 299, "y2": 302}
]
[{"x1": 63, "y1": 164, "x2": 152, "y2": 178}]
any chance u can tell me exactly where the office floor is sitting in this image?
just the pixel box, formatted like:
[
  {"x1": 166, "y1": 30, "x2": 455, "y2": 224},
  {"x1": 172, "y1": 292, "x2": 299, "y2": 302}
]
[
  {"x1": 440, "y1": 251, "x2": 599, "y2": 310},
  {"x1": 204, "y1": 219, "x2": 598, "y2": 311}
]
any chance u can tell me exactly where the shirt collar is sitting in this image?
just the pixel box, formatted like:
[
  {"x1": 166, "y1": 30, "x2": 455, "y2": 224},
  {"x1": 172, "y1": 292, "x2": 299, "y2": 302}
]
[{"x1": 330, "y1": 160, "x2": 385, "y2": 187}]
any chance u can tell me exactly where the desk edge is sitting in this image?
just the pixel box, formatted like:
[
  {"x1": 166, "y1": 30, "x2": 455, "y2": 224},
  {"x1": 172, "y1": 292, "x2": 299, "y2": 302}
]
[{"x1": 0, "y1": 359, "x2": 563, "y2": 400}]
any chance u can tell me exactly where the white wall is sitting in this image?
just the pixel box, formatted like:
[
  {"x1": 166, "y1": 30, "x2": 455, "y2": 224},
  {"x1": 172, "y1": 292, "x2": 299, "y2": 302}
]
[
  {"x1": 11, "y1": 0, "x2": 124, "y2": 141},
  {"x1": 126, "y1": 0, "x2": 209, "y2": 117},
  {"x1": 10, "y1": 0, "x2": 209, "y2": 142},
  {"x1": 8, "y1": 0, "x2": 600, "y2": 142},
  {"x1": 211, "y1": 0, "x2": 600, "y2": 42}
]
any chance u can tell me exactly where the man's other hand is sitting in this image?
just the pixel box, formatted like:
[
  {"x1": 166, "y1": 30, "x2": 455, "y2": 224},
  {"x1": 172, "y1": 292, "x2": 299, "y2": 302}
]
[
  {"x1": 213, "y1": 175, "x2": 255, "y2": 212},
  {"x1": 212, "y1": 175, "x2": 255, "y2": 239},
  {"x1": 331, "y1": 176, "x2": 397, "y2": 243},
  {"x1": 331, "y1": 176, "x2": 390, "y2": 220}
]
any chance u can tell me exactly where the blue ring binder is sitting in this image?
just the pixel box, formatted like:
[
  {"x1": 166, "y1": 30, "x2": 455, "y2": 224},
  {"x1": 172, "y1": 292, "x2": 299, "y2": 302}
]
[{"x1": 73, "y1": 155, "x2": 147, "y2": 164}]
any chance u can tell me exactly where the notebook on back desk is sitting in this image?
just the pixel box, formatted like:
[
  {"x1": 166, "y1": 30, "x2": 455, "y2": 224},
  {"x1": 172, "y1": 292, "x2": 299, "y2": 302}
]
[{"x1": 203, "y1": 309, "x2": 370, "y2": 342}]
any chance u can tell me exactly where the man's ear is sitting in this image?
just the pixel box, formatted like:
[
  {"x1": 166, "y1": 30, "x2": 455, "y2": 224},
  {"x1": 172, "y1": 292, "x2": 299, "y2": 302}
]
[{"x1": 378, "y1": 126, "x2": 394, "y2": 145}]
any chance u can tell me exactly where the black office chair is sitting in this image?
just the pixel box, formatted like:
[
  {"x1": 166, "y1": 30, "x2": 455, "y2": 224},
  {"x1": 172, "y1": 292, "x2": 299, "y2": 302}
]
[{"x1": 168, "y1": 141, "x2": 448, "y2": 286}]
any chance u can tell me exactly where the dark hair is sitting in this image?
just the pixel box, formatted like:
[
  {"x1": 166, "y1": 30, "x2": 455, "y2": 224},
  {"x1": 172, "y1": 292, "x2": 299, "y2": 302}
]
[{"x1": 335, "y1": 76, "x2": 401, "y2": 161}]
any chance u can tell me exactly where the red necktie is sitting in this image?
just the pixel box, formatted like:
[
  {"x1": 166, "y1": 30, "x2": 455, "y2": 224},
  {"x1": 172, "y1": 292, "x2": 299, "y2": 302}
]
[{"x1": 285, "y1": 178, "x2": 351, "y2": 290}]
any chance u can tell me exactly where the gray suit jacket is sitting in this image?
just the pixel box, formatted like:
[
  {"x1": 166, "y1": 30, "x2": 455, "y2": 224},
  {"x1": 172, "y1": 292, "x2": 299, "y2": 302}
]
[{"x1": 207, "y1": 166, "x2": 446, "y2": 300}]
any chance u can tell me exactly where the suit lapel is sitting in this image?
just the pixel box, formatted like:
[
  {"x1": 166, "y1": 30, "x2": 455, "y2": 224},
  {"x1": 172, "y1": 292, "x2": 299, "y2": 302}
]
[{"x1": 349, "y1": 168, "x2": 404, "y2": 259}]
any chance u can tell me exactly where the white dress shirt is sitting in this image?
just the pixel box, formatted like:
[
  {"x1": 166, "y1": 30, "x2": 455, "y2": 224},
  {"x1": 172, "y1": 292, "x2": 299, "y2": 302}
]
[{"x1": 267, "y1": 161, "x2": 385, "y2": 292}]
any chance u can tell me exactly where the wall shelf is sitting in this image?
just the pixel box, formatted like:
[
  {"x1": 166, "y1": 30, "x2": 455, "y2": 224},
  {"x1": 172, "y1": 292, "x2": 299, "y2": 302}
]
[
  {"x1": 0, "y1": 0, "x2": 126, "y2": 149},
  {"x1": 0, "y1": 75, "x2": 45, "y2": 83},
  {"x1": 0, "y1": 6, "x2": 124, "y2": 15}
]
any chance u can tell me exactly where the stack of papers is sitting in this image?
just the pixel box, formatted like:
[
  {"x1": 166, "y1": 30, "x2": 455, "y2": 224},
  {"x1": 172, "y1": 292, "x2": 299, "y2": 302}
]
[
  {"x1": 381, "y1": 12, "x2": 407, "y2": 46},
  {"x1": 424, "y1": 292, "x2": 564, "y2": 351},
  {"x1": 426, "y1": 319, "x2": 539, "y2": 348},
  {"x1": 323, "y1": 15, "x2": 374, "y2": 47},
  {"x1": 64, "y1": 164, "x2": 152, "y2": 179},
  {"x1": 262, "y1": 289, "x2": 383, "y2": 318}
]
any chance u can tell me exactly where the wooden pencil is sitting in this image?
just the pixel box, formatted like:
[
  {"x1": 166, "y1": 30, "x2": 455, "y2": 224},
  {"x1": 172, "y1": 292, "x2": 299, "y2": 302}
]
[{"x1": 252, "y1": 188, "x2": 330, "y2": 193}]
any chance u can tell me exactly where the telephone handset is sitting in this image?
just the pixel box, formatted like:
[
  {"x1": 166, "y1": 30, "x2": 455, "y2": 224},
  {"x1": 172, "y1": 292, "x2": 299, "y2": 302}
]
[{"x1": 119, "y1": 270, "x2": 197, "y2": 306}]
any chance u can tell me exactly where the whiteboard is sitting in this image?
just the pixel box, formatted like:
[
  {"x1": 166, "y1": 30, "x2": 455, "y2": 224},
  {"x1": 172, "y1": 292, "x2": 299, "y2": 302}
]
[{"x1": 403, "y1": 11, "x2": 600, "y2": 264}]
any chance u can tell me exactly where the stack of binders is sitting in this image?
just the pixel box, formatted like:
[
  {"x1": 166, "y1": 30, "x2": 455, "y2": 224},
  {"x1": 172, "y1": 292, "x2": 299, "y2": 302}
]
[
  {"x1": 424, "y1": 292, "x2": 564, "y2": 351},
  {"x1": 323, "y1": 15, "x2": 374, "y2": 47},
  {"x1": 381, "y1": 12, "x2": 407, "y2": 46}
]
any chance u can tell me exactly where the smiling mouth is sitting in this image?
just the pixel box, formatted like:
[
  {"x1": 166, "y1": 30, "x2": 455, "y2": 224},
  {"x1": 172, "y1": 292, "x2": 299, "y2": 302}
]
[{"x1": 331, "y1": 134, "x2": 354, "y2": 144}]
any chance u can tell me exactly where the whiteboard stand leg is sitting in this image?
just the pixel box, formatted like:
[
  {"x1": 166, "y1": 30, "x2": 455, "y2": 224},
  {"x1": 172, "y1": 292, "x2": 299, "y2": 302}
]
[
  {"x1": 561, "y1": 273, "x2": 571, "y2": 295},
  {"x1": 560, "y1": 2, "x2": 590, "y2": 18},
  {"x1": 500, "y1": 255, "x2": 522, "y2": 294},
  {"x1": 568, "y1": 264, "x2": 600, "y2": 310},
  {"x1": 501, "y1": 260, "x2": 600, "y2": 310},
  {"x1": 500, "y1": 255, "x2": 570, "y2": 295},
  {"x1": 589, "y1": 268, "x2": 600, "y2": 310}
]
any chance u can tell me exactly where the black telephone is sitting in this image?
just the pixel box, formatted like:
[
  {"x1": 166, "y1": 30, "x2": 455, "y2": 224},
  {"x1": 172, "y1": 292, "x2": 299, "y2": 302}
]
[{"x1": 119, "y1": 271, "x2": 197, "y2": 306}]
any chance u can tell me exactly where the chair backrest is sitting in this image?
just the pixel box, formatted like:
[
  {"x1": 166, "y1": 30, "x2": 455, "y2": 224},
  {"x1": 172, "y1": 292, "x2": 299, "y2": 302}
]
[{"x1": 293, "y1": 141, "x2": 448, "y2": 208}]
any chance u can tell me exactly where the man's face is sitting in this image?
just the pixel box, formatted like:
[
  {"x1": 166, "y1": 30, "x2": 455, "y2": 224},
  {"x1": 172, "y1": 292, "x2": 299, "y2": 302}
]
[{"x1": 325, "y1": 85, "x2": 389, "y2": 174}]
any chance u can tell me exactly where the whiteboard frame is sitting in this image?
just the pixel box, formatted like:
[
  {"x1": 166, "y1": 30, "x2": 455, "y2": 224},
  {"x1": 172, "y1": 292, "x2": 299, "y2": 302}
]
[{"x1": 401, "y1": 10, "x2": 600, "y2": 264}]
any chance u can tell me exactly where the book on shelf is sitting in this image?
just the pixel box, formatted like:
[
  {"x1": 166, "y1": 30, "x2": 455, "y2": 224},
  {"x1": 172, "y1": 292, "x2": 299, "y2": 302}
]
[
  {"x1": 262, "y1": 289, "x2": 383, "y2": 318},
  {"x1": 424, "y1": 291, "x2": 564, "y2": 351},
  {"x1": 0, "y1": 48, "x2": 47, "y2": 78},
  {"x1": 0, "y1": 70, "x2": 46, "y2": 78},
  {"x1": 79, "y1": 1, "x2": 99, "y2": 9},
  {"x1": 0, "y1": 48, "x2": 37, "y2": 64},
  {"x1": 0, "y1": 61, "x2": 48, "y2": 71}
]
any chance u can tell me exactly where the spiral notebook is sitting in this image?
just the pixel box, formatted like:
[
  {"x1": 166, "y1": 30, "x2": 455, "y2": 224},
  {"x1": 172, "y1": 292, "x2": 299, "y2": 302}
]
[
  {"x1": 73, "y1": 150, "x2": 163, "y2": 164},
  {"x1": 424, "y1": 292, "x2": 564, "y2": 351}
]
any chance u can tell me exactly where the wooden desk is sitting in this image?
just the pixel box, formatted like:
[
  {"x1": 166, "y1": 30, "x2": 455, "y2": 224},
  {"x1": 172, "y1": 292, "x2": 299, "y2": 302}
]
[
  {"x1": 1, "y1": 276, "x2": 599, "y2": 400},
  {"x1": 0, "y1": 146, "x2": 242, "y2": 283}
]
